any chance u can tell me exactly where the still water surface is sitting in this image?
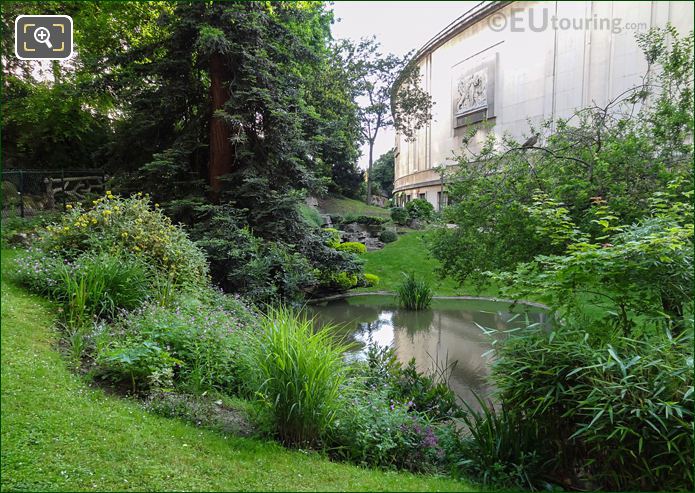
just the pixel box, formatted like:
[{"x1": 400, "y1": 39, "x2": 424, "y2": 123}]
[{"x1": 307, "y1": 295, "x2": 549, "y2": 408}]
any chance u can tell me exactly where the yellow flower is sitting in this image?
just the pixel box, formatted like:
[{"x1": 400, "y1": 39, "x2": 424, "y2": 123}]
[
  {"x1": 122, "y1": 232, "x2": 128, "y2": 238},
  {"x1": 91, "y1": 219, "x2": 98, "y2": 224},
  {"x1": 154, "y1": 203, "x2": 159, "y2": 208},
  {"x1": 106, "y1": 190, "x2": 112, "y2": 195},
  {"x1": 65, "y1": 204, "x2": 73, "y2": 210},
  {"x1": 102, "y1": 210, "x2": 112, "y2": 216},
  {"x1": 92, "y1": 200, "x2": 98, "y2": 205},
  {"x1": 114, "y1": 206, "x2": 120, "y2": 211}
]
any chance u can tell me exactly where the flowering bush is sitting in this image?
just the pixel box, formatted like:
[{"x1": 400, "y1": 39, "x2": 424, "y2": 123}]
[
  {"x1": 100, "y1": 288, "x2": 257, "y2": 393},
  {"x1": 330, "y1": 389, "x2": 447, "y2": 472},
  {"x1": 38, "y1": 191, "x2": 208, "y2": 288}
]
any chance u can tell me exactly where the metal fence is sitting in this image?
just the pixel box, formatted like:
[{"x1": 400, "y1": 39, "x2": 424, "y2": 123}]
[{"x1": 2, "y1": 169, "x2": 106, "y2": 218}]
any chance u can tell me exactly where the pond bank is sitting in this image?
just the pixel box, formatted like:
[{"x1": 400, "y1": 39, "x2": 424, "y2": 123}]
[{"x1": 309, "y1": 290, "x2": 549, "y2": 310}]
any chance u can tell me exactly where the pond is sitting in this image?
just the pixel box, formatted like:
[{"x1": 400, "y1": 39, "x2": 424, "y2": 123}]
[{"x1": 306, "y1": 295, "x2": 550, "y2": 410}]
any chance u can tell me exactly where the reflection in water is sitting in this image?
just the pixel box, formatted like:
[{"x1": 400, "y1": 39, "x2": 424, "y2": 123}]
[{"x1": 307, "y1": 295, "x2": 549, "y2": 409}]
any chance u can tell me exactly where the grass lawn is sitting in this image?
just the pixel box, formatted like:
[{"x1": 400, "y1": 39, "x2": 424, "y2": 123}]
[
  {"x1": 318, "y1": 196, "x2": 391, "y2": 218},
  {"x1": 357, "y1": 231, "x2": 500, "y2": 297},
  {"x1": 0, "y1": 249, "x2": 473, "y2": 492}
]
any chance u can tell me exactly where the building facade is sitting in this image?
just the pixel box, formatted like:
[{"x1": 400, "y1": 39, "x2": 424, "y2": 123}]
[{"x1": 392, "y1": 0, "x2": 694, "y2": 209}]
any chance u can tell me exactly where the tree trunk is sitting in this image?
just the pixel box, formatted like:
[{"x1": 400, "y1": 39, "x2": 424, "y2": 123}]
[
  {"x1": 366, "y1": 140, "x2": 374, "y2": 205},
  {"x1": 208, "y1": 53, "x2": 232, "y2": 198}
]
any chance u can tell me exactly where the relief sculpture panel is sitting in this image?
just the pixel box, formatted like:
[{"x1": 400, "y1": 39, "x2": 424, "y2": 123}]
[
  {"x1": 451, "y1": 54, "x2": 496, "y2": 128},
  {"x1": 455, "y1": 69, "x2": 488, "y2": 116}
]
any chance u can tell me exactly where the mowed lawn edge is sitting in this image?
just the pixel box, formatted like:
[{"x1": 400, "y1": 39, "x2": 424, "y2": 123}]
[
  {"x1": 0, "y1": 248, "x2": 474, "y2": 492},
  {"x1": 356, "y1": 231, "x2": 501, "y2": 297}
]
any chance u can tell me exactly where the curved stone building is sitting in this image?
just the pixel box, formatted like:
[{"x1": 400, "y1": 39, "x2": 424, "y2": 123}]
[{"x1": 392, "y1": 1, "x2": 694, "y2": 209}]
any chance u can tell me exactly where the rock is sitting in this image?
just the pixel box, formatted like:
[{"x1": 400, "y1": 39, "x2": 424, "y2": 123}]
[
  {"x1": 320, "y1": 214, "x2": 332, "y2": 227},
  {"x1": 305, "y1": 196, "x2": 319, "y2": 207},
  {"x1": 408, "y1": 218, "x2": 424, "y2": 230},
  {"x1": 364, "y1": 238, "x2": 385, "y2": 251},
  {"x1": 9, "y1": 232, "x2": 32, "y2": 247}
]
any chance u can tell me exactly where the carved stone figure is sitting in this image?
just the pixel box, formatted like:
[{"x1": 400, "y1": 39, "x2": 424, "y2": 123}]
[{"x1": 455, "y1": 69, "x2": 487, "y2": 115}]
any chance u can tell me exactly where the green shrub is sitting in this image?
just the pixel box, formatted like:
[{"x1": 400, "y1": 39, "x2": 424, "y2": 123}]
[
  {"x1": 1, "y1": 212, "x2": 59, "y2": 246},
  {"x1": 362, "y1": 345, "x2": 462, "y2": 422},
  {"x1": 39, "y1": 191, "x2": 209, "y2": 289},
  {"x1": 493, "y1": 325, "x2": 694, "y2": 491},
  {"x1": 194, "y1": 206, "x2": 361, "y2": 302},
  {"x1": 197, "y1": 223, "x2": 316, "y2": 303},
  {"x1": 378, "y1": 230, "x2": 398, "y2": 243},
  {"x1": 323, "y1": 227, "x2": 341, "y2": 248},
  {"x1": 390, "y1": 207, "x2": 409, "y2": 226},
  {"x1": 353, "y1": 215, "x2": 388, "y2": 225},
  {"x1": 323, "y1": 271, "x2": 358, "y2": 291},
  {"x1": 96, "y1": 340, "x2": 182, "y2": 393},
  {"x1": 336, "y1": 241, "x2": 367, "y2": 254},
  {"x1": 405, "y1": 199, "x2": 434, "y2": 222},
  {"x1": 330, "y1": 389, "x2": 447, "y2": 472},
  {"x1": 246, "y1": 306, "x2": 349, "y2": 447},
  {"x1": 392, "y1": 359, "x2": 461, "y2": 422},
  {"x1": 108, "y1": 288, "x2": 257, "y2": 394},
  {"x1": 396, "y1": 272, "x2": 432, "y2": 310},
  {"x1": 363, "y1": 273, "x2": 380, "y2": 287}
]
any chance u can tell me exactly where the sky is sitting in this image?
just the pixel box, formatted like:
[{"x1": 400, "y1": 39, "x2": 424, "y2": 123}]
[{"x1": 329, "y1": 1, "x2": 476, "y2": 169}]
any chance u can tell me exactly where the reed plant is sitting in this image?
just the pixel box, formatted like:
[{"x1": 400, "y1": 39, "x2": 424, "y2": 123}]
[
  {"x1": 247, "y1": 306, "x2": 350, "y2": 447},
  {"x1": 456, "y1": 393, "x2": 543, "y2": 489},
  {"x1": 396, "y1": 272, "x2": 432, "y2": 310}
]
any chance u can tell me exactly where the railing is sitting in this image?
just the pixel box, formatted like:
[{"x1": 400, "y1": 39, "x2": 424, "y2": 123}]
[{"x1": 2, "y1": 169, "x2": 106, "y2": 218}]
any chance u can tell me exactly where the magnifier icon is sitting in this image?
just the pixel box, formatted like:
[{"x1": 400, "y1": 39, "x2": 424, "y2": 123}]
[{"x1": 33, "y1": 27, "x2": 53, "y2": 49}]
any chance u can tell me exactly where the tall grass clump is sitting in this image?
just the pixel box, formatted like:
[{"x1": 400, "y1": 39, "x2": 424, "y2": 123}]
[
  {"x1": 15, "y1": 251, "x2": 150, "y2": 326},
  {"x1": 396, "y1": 272, "x2": 432, "y2": 310},
  {"x1": 455, "y1": 393, "x2": 543, "y2": 489},
  {"x1": 246, "y1": 306, "x2": 349, "y2": 447}
]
